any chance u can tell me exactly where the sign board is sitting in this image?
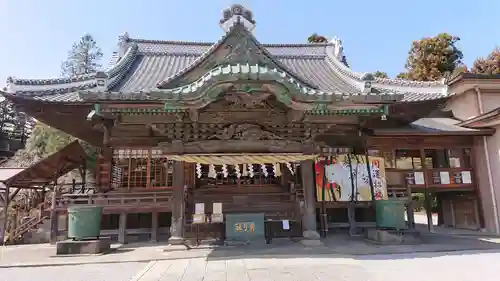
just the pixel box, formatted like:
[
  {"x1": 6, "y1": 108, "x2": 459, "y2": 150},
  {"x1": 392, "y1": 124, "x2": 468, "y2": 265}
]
[
  {"x1": 225, "y1": 213, "x2": 265, "y2": 242},
  {"x1": 195, "y1": 203, "x2": 205, "y2": 214},
  {"x1": 211, "y1": 213, "x2": 224, "y2": 223},
  {"x1": 192, "y1": 213, "x2": 206, "y2": 224},
  {"x1": 213, "y1": 202, "x2": 222, "y2": 214}
]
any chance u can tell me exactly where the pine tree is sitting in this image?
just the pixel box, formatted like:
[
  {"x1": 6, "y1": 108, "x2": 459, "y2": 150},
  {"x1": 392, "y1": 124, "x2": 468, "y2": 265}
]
[
  {"x1": 8, "y1": 34, "x2": 103, "y2": 168},
  {"x1": 307, "y1": 33, "x2": 328, "y2": 43},
  {"x1": 372, "y1": 71, "x2": 389, "y2": 79},
  {"x1": 61, "y1": 34, "x2": 103, "y2": 77}
]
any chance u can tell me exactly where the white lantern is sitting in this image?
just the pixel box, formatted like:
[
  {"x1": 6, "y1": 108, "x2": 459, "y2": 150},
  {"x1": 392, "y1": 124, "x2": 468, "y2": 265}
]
[
  {"x1": 222, "y1": 164, "x2": 228, "y2": 178},
  {"x1": 261, "y1": 164, "x2": 268, "y2": 177},
  {"x1": 196, "y1": 163, "x2": 202, "y2": 178},
  {"x1": 234, "y1": 164, "x2": 241, "y2": 178}
]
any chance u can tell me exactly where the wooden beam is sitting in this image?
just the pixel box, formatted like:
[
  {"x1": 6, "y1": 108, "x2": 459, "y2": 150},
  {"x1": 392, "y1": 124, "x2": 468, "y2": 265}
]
[
  {"x1": 1, "y1": 187, "x2": 9, "y2": 245},
  {"x1": 157, "y1": 140, "x2": 314, "y2": 154}
]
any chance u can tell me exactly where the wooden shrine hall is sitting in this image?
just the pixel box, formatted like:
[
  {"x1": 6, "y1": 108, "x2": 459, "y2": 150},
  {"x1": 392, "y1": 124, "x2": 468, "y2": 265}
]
[{"x1": 1, "y1": 4, "x2": 493, "y2": 244}]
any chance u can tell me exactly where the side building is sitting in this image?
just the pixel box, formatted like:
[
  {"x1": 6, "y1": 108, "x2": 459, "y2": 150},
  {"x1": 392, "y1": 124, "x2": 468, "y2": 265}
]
[{"x1": 1, "y1": 4, "x2": 495, "y2": 243}]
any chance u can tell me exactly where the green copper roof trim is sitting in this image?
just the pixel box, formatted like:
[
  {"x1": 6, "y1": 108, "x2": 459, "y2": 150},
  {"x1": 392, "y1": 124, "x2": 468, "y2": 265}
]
[
  {"x1": 306, "y1": 106, "x2": 388, "y2": 116},
  {"x1": 150, "y1": 64, "x2": 400, "y2": 104},
  {"x1": 103, "y1": 107, "x2": 164, "y2": 113},
  {"x1": 94, "y1": 103, "x2": 101, "y2": 114}
]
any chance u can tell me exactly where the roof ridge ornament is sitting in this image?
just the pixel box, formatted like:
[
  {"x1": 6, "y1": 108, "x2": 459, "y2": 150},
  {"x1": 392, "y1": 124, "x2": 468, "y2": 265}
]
[
  {"x1": 330, "y1": 36, "x2": 344, "y2": 60},
  {"x1": 220, "y1": 4, "x2": 255, "y2": 33},
  {"x1": 117, "y1": 32, "x2": 130, "y2": 58}
]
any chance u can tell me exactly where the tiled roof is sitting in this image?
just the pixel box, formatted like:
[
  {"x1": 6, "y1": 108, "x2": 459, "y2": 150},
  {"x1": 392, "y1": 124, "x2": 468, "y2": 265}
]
[
  {"x1": 375, "y1": 118, "x2": 490, "y2": 135},
  {"x1": 3, "y1": 12, "x2": 449, "y2": 103},
  {"x1": 86, "y1": 64, "x2": 402, "y2": 105}
]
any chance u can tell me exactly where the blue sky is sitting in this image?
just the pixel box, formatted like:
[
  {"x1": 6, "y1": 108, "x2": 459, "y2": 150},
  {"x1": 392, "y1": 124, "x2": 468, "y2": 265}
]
[{"x1": 1, "y1": 0, "x2": 498, "y2": 81}]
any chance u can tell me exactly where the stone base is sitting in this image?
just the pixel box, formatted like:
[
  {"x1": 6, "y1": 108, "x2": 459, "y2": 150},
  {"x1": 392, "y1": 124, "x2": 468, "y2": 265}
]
[
  {"x1": 365, "y1": 229, "x2": 421, "y2": 245},
  {"x1": 224, "y1": 239, "x2": 267, "y2": 247},
  {"x1": 303, "y1": 230, "x2": 321, "y2": 240},
  {"x1": 300, "y1": 230, "x2": 323, "y2": 246},
  {"x1": 56, "y1": 237, "x2": 111, "y2": 255},
  {"x1": 163, "y1": 236, "x2": 188, "y2": 251},
  {"x1": 299, "y1": 239, "x2": 323, "y2": 247},
  {"x1": 163, "y1": 244, "x2": 189, "y2": 252},
  {"x1": 167, "y1": 236, "x2": 185, "y2": 245}
]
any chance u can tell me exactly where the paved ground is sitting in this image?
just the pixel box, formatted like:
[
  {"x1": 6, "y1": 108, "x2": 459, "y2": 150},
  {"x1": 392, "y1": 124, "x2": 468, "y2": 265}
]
[
  {"x1": 1, "y1": 251, "x2": 499, "y2": 281},
  {"x1": 2, "y1": 224, "x2": 500, "y2": 281}
]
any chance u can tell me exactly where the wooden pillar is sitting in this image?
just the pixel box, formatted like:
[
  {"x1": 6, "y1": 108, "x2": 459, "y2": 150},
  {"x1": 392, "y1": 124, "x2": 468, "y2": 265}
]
[
  {"x1": 1, "y1": 187, "x2": 9, "y2": 245},
  {"x1": 473, "y1": 198, "x2": 481, "y2": 230},
  {"x1": 49, "y1": 184, "x2": 59, "y2": 244},
  {"x1": 420, "y1": 147, "x2": 434, "y2": 232},
  {"x1": 118, "y1": 212, "x2": 127, "y2": 244},
  {"x1": 168, "y1": 160, "x2": 185, "y2": 244},
  {"x1": 406, "y1": 184, "x2": 415, "y2": 230},
  {"x1": 300, "y1": 160, "x2": 320, "y2": 239},
  {"x1": 450, "y1": 199, "x2": 456, "y2": 227},
  {"x1": 151, "y1": 211, "x2": 158, "y2": 242}
]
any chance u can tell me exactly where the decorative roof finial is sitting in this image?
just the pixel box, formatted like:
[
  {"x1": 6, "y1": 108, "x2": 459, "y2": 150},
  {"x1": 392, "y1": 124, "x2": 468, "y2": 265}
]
[
  {"x1": 330, "y1": 36, "x2": 344, "y2": 60},
  {"x1": 220, "y1": 4, "x2": 256, "y2": 33},
  {"x1": 117, "y1": 32, "x2": 130, "y2": 58}
]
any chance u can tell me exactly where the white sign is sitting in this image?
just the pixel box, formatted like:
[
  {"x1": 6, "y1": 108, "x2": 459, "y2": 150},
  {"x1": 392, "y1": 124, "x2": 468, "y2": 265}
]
[
  {"x1": 213, "y1": 202, "x2": 222, "y2": 214},
  {"x1": 462, "y1": 171, "x2": 472, "y2": 184},
  {"x1": 440, "y1": 172, "x2": 450, "y2": 185},
  {"x1": 414, "y1": 172, "x2": 425, "y2": 185},
  {"x1": 195, "y1": 203, "x2": 205, "y2": 214},
  {"x1": 282, "y1": 220, "x2": 290, "y2": 230}
]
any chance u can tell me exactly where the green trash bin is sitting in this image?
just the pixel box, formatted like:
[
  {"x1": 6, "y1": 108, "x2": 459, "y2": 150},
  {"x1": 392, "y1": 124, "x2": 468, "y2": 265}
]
[
  {"x1": 67, "y1": 206, "x2": 103, "y2": 240},
  {"x1": 375, "y1": 200, "x2": 406, "y2": 230}
]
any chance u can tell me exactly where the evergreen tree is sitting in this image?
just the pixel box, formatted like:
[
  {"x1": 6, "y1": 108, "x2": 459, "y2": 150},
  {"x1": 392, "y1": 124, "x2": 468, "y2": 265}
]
[
  {"x1": 307, "y1": 33, "x2": 328, "y2": 43},
  {"x1": 398, "y1": 33, "x2": 464, "y2": 81},
  {"x1": 471, "y1": 47, "x2": 500, "y2": 75},
  {"x1": 9, "y1": 34, "x2": 103, "y2": 168},
  {"x1": 61, "y1": 34, "x2": 103, "y2": 77},
  {"x1": 372, "y1": 71, "x2": 389, "y2": 79}
]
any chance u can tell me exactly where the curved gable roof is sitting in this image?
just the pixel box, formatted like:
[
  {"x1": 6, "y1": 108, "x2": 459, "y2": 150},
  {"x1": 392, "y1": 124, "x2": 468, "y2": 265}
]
[{"x1": 4, "y1": 7, "x2": 449, "y2": 104}]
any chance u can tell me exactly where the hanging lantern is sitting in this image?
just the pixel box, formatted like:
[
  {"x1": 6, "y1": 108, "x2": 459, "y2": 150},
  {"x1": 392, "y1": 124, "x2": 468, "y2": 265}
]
[
  {"x1": 208, "y1": 164, "x2": 217, "y2": 178},
  {"x1": 234, "y1": 164, "x2": 241, "y2": 178},
  {"x1": 273, "y1": 163, "x2": 281, "y2": 177},
  {"x1": 196, "y1": 163, "x2": 202, "y2": 178},
  {"x1": 248, "y1": 164, "x2": 254, "y2": 178},
  {"x1": 242, "y1": 164, "x2": 248, "y2": 176},
  {"x1": 261, "y1": 164, "x2": 268, "y2": 177},
  {"x1": 222, "y1": 164, "x2": 228, "y2": 178},
  {"x1": 286, "y1": 162, "x2": 294, "y2": 175}
]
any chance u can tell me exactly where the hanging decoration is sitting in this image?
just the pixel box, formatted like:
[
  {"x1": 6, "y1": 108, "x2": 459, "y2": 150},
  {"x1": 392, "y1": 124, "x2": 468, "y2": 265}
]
[
  {"x1": 196, "y1": 163, "x2": 202, "y2": 178},
  {"x1": 261, "y1": 164, "x2": 268, "y2": 177},
  {"x1": 234, "y1": 164, "x2": 241, "y2": 178},
  {"x1": 242, "y1": 164, "x2": 248, "y2": 177},
  {"x1": 222, "y1": 164, "x2": 228, "y2": 178},
  {"x1": 273, "y1": 163, "x2": 281, "y2": 177},
  {"x1": 208, "y1": 164, "x2": 217, "y2": 178},
  {"x1": 247, "y1": 164, "x2": 254, "y2": 178},
  {"x1": 286, "y1": 162, "x2": 294, "y2": 175},
  {"x1": 166, "y1": 154, "x2": 317, "y2": 164}
]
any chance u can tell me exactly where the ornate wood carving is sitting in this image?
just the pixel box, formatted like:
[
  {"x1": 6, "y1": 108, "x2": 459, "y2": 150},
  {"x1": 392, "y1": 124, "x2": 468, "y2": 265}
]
[
  {"x1": 158, "y1": 140, "x2": 313, "y2": 154},
  {"x1": 208, "y1": 123, "x2": 282, "y2": 141}
]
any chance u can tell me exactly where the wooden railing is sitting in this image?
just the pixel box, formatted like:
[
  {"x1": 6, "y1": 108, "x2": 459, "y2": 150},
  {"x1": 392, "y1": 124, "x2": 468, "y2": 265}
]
[
  {"x1": 55, "y1": 190, "x2": 174, "y2": 211},
  {"x1": 7, "y1": 215, "x2": 49, "y2": 243}
]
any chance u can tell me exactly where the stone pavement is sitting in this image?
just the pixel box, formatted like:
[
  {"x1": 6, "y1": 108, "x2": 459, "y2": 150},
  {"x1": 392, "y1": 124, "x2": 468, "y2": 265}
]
[
  {"x1": 1, "y1": 232, "x2": 500, "y2": 268},
  {"x1": 2, "y1": 251, "x2": 500, "y2": 281}
]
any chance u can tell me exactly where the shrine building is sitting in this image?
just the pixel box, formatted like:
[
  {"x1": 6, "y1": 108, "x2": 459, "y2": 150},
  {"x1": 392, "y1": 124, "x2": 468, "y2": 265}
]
[{"x1": 2, "y1": 4, "x2": 498, "y2": 244}]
